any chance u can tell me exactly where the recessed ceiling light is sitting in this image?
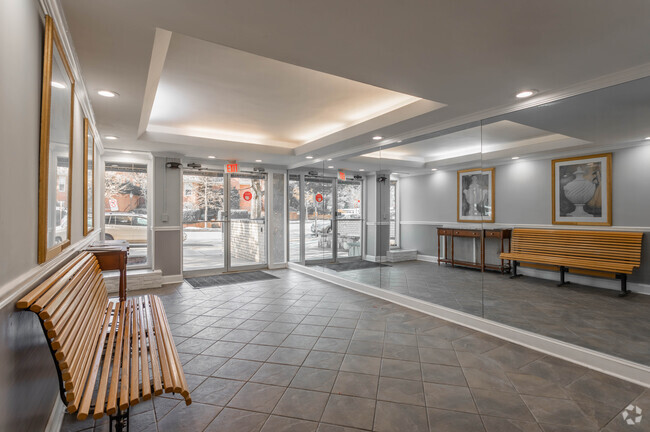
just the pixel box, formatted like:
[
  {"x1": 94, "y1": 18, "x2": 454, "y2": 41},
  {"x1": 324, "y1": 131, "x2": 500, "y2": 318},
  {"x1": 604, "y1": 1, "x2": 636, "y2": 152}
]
[
  {"x1": 51, "y1": 81, "x2": 66, "y2": 89},
  {"x1": 431, "y1": 168, "x2": 438, "y2": 171},
  {"x1": 372, "y1": 135, "x2": 383, "y2": 141},
  {"x1": 122, "y1": 150, "x2": 132, "y2": 154},
  {"x1": 512, "y1": 156, "x2": 520, "y2": 160},
  {"x1": 359, "y1": 169, "x2": 365, "y2": 171},
  {"x1": 98, "y1": 90, "x2": 118, "y2": 98},
  {"x1": 645, "y1": 137, "x2": 650, "y2": 140},
  {"x1": 327, "y1": 158, "x2": 332, "y2": 161},
  {"x1": 255, "y1": 159, "x2": 262, "y2": 163},
  {"x1": 328, "y1": 166, "x2": 334, "y2": 169},
  {"x1": 516, "y1": 90, "x2": 537, "y2": 99},
  {"x1": 305, "y1": 156, "x2": 314, "y2": 159},
  {"x1": 208, "y1": 156, "x2": 216, "y2": 159},
  {"x1": 104, "y1": 135, "x2": 118, "y2": 140}
]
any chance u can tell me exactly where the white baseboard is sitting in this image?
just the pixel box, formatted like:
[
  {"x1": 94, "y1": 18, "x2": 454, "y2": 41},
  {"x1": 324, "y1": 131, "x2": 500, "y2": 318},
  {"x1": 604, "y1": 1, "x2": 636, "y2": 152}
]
[
  {"x1": 416, "y1": 254, "x2": 438, "y2": 263},
  {"x1": 519, "y1": 267, "x2": 650, "y2": 296},
  {"x1": 45, "y1": 399, "x2": 64, "y2": 432},
  {"x1": 162, "y1": 274, "x2": 183, "y2": 285},
  {"x1": 288, "y1": 262, "x2": 650, "y2": 387},
  {"x1": 364, "y1": 255, "x2": 387, "y2": 262}
]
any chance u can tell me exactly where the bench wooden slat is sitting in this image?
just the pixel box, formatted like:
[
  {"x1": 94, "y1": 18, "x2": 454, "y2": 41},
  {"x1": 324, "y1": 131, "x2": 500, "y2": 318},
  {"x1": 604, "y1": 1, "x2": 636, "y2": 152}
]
[
  {"x1": 78, "y1": 301, "x2": 114, "y2": 420},
  {"x1": 148, "y1": 295, "x2": 173, "y2": 393},
  {"x1": 38, "y1": 261, "x2": 98, "y2": 320},
  {"x1": 130, "y1": 299, "x2": 141, "y2": 406},
  {"x1": 137, "y1": 297, "x2": 152, "y2": 401},
  {"x1": 35, "y1": 258, "x2": 96, "y2": 316},
  {"x1": 17, "y1": 253, "x2": 92, "y2": 310},
  {"x1": 93, "y1": 301, "x2": 120, "y2": 420},
  {"x1": 106, "y1": 301, "x2": 126, "y2": 416},
  {"x1": 154, "y1": 295, "x2": 191, "y2": 402},
  {"x1": 143, "y1": 295, "x2": 163, "y2": 396},
  {"x1": 119, "y1": 300, "x2": 133, "y2": 411}
]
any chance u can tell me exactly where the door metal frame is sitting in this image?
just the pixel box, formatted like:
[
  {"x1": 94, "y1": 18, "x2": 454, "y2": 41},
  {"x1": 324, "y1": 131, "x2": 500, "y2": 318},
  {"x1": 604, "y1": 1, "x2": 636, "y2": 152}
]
[{"x1": 181, "y1": 169, "x2": 268, "y2": 276}]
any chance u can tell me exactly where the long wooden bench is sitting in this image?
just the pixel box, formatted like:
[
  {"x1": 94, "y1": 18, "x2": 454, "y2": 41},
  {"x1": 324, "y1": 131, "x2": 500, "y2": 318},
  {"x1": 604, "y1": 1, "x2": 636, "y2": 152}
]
[
  {"x1": 500, "y1": 228, "x2": 643, "y2": 296},
  {"x1": 17, "y1": 252, "x2": 191, "y2": 431}
]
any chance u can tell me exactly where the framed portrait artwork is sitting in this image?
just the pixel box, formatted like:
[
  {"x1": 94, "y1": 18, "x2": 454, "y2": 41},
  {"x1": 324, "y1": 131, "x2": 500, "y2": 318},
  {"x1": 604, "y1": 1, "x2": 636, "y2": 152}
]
[
  {"x1": 38, "y1": 16, "x2": 75, "y2": 263},
  {"x1": 457, "y1": 168, "x2": 495, "y2": 223},
  {"x1": 552, "y1": 153, "x2": 612, "y2": 226}
]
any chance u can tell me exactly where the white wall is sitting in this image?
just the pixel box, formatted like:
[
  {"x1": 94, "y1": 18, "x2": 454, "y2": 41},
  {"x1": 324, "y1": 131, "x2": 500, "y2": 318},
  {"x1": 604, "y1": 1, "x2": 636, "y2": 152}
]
[{"x1": 0, "y1": 1, "x2": 101, "y2": 430}]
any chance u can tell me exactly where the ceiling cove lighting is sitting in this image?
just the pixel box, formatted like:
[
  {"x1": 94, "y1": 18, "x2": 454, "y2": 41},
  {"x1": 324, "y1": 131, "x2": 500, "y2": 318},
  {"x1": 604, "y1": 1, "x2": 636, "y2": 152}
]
[
  {"x1": 122, "y1": 150, "x2": 132, "y2": 154},
  {"x1": 98, "y1": 90, "x2": 118, "y2": 98},
  {"x1": 372, "y1": 135, "x2": 383, "y2": 141},
  {"x1": 51, "y1": 81, "x2": 66, "y2": 89},
  {"x1": 512, "y1": 156, "x2": 520, "y2": 160},
  {"x1": 516, "y1": 90, "x2": 537, "y2": 99},
  {"x1": 104, "y1": 135, "x2": 118, "y2": 140}
]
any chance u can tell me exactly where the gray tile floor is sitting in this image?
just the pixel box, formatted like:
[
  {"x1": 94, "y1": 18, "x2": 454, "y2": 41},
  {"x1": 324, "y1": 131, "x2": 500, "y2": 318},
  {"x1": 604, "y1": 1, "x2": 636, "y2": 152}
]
[
  {"x1": 61, "y1": 269, "x2": 649, "y2": 432},
  {"x1": 319, "y1": 261, "x2": 650, "y2": 365}
]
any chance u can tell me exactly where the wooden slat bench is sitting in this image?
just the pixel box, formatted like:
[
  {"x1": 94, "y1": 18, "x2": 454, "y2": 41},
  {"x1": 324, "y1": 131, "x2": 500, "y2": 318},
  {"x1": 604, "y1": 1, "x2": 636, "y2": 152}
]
[
  {"x1": 16, "y1": 252, "x2": 191, "y2": 431},
  {"x1": 500, "y1": 228, "x2": 643, "y2": 296}
]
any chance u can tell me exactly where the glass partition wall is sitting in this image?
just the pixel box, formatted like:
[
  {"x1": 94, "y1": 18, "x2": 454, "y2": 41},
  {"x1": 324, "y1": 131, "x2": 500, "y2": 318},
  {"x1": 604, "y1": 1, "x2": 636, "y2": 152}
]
[{"x1": 290, "y1": 76, "x2": 650, "y2": 368}]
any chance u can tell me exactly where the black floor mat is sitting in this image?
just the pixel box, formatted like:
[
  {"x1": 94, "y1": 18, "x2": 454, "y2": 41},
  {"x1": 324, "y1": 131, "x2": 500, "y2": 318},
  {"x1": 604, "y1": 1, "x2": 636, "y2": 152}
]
[
  {"x1": 320, "y1": 261, "x2": 390, "y2": 272},
  {"x1": 185, "y1": 271, "x2": 279, "y2": 288}
]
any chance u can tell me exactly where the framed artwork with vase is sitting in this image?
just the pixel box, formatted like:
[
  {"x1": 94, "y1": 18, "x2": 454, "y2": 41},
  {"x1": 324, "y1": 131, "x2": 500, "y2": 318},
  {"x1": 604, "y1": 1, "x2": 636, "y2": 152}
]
[{"x1": 552, "y1": 153, "x2": 612, "y2": 226}]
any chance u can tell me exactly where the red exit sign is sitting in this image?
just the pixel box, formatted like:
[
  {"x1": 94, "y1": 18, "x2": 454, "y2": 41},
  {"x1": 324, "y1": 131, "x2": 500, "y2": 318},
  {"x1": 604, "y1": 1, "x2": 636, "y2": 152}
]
[{"x1": 226, "y1": 163, "x2": 239, "y2": 173}]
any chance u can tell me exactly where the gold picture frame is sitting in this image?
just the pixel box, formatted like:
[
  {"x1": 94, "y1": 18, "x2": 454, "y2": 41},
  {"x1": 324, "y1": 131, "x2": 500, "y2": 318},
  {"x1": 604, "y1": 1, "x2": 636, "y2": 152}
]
[
  {"x1": 552, "y1": 153, "x2": 612, "y2": 226},
  {"x1": 83, "y1": 118, "x2": 95, "y2": 236},
  {"x1": 38, "y1": 16, "x2": 75, "y2": 263},
  {"x1": 457, "y1": 167, "x2": 495, "y2": 223}
]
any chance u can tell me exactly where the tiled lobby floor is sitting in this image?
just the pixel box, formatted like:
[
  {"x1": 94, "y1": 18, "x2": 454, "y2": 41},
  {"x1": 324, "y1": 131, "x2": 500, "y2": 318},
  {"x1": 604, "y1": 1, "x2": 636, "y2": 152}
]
[
  {"x1": 62, "y1": 269, "x2": 649, "y2": 432},
  {"x1": 320, "y1": 261, "x2": 650, "y2": 365}
]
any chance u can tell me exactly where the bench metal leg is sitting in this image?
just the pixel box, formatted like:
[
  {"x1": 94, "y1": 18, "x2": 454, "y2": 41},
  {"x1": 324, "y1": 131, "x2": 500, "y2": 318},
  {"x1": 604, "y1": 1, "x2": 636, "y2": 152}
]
[
  {"x1": 617, "y1": 274, "x2": 629, "y2": 297},
  {"x1": 510, "y1": 261, "x2": 522, "y2": 279},
  {"x1": 110, "y1": 407, "x2": 129, "y2": 432},
  {"x1": 557, "y1": 266, "x2": 569, "y2": 287}
]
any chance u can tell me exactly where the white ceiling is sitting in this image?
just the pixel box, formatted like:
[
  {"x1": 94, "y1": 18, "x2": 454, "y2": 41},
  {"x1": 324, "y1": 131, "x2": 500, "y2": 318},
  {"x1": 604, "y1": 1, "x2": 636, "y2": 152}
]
[{"x1": 60, "y1": 0, "x2": 650, "y2": 167}]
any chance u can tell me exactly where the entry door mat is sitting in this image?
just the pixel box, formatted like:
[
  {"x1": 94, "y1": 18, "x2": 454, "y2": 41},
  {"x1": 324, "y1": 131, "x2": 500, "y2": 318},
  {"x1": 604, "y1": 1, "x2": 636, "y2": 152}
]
[
  {"x1": 321, "y1": 261, "x2": 390, "y2": 272},
  {"x1": 185, "y1": 271, "x2": 279, "y2": 288}
]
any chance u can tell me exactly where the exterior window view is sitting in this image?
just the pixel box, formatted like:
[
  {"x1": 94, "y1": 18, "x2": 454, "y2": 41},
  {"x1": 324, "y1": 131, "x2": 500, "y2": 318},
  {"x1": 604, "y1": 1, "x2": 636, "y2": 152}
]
[{"x1": 4, "y1": 2, "x2": 650, "y2": 432}]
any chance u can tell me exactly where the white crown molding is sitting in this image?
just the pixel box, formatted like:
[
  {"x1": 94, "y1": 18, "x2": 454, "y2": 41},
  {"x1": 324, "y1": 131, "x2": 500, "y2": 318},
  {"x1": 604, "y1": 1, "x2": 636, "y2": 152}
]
[
  {"x1": 39, "y1": 0, "x2": 104, "y2": 153},
  {"x1": 288, "y1": 262, "x2": 650, "y2": 387}
]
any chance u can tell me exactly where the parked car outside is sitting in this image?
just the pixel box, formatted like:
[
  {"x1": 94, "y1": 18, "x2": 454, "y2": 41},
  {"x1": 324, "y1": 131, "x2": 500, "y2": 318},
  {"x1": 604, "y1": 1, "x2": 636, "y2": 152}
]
[{"x1": 105, "y1": 212, "x2": 148, "y2": 243}]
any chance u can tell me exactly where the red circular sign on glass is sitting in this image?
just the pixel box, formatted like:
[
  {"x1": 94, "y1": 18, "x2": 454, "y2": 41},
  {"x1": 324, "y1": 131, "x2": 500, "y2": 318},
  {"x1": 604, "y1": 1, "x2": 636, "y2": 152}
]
[
  {"x1": 243, "y1": 191, "x2": 252, "y2": 201},
  {"x1": 315, "y1": 193, "x2": 323, "y2": 203}
]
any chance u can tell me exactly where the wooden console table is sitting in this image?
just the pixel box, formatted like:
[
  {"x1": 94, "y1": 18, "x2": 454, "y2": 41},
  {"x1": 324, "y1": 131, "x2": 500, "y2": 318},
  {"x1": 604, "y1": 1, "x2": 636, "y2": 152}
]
[
  {"x1": 437, "y1": 228, "x2": 512, "y2": 273},
  {"x1": 85, "y1": 240, "x2": 129, "y2": 301}
]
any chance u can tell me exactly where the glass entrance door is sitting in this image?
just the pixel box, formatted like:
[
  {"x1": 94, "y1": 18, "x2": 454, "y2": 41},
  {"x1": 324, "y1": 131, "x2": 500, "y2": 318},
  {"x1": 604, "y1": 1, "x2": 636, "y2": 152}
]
[
  {"x1": 336, "y1": 179, "x2": 362, "y2": 260},
  {"x1": 228, "y1": 173, "x2": 267, "y2": 269},
  {"x1": 182, "y1": 170, "x2": 267, "y2": 273},
  {"x1": 182, "y1": 170, "x2": 226, "y2": 272},
  {"x1": 304, "y1": 176, "x2": 334, "y2": 263}
]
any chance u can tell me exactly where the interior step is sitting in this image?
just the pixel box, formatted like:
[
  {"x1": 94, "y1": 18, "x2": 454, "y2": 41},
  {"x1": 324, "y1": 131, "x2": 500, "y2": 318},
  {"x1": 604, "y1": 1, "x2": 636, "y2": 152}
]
[{"x1": 386, "y1": 249, "x2": 418, "y2": 262}]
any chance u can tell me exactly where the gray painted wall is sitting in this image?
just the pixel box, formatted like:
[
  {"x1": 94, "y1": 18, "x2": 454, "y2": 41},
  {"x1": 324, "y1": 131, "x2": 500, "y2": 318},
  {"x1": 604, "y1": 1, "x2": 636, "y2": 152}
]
[
  {"x1": 0, "y1": 1, "x2": 101, "y2": 429},
  {"x1": 399, "y1": 145, "x2": 650, "y2": 284},
  {"x1": 152, "y1": 157, "x2": 182, "y2": 276}
]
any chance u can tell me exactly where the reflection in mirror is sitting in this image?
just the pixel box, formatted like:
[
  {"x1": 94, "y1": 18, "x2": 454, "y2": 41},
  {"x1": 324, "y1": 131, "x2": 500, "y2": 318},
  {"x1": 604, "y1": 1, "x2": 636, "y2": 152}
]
[
  {"x1": 39, "y1": 16, "x2": 75, "y2": 263},
  {"x1": 83, "y1": 118, "x2": 95, "y2": 235},
  {"x1": 480, "y1": 76, "x2": 650, "y2": 366}
]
